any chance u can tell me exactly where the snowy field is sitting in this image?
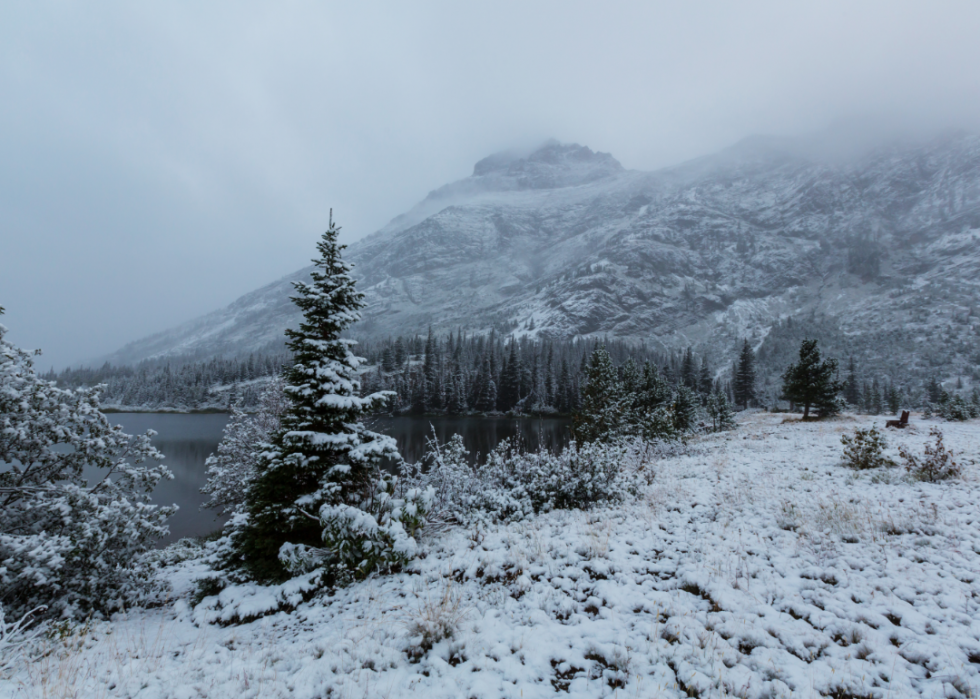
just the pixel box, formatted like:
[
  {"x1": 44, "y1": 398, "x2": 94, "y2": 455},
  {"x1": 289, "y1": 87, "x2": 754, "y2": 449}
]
[{"x1": 6, "y1": 412, "x2": 980, "y2": 699}]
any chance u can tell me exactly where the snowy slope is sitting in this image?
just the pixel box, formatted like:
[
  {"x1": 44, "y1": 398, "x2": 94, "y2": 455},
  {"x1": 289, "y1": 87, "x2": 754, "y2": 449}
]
[
  {"x1": 103, "y1": 134, "x2": 980, "y2": 380},
  {"x1": 12, "y1": 412, "x2": 980, "y2": 698}
]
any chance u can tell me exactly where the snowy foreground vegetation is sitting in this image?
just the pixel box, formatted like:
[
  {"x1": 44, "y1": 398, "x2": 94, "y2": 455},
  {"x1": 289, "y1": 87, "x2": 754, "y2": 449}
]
[{"x1": 4, "y1": 411, "x2": 980, "y2": 699}]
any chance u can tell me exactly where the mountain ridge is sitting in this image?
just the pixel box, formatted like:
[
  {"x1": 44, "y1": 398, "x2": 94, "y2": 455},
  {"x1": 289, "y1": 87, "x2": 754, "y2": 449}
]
[{"x1": 100, "y1": 130, "x2": 980, "y2": 388}]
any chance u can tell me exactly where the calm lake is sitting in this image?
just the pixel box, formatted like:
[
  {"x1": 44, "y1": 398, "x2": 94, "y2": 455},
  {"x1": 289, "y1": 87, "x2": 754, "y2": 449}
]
[{"x1": 109, "y1": 413, "x2": 571, "y2": 544}]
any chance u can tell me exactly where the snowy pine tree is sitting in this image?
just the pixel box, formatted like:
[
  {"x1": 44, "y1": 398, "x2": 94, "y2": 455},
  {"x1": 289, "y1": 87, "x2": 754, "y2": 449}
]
[
  {"x1": 630, "y1": 361, "x2": 676, "y2": 440},
  {"x1": 733, "y1": 339, "x2": 756, "y2": 409},
  {"x1": 672, "y1": 385, "x2": 699, "y2": 432},
  {"x1": 844, "y1": 357, "x2": 861, "y2": 407},
  {"x1": 781, "y1": 339, "x2": 844, "y2": 419},
  {"x1": 886, "y1": 383, "x2": 901, "y2": 415},
  {"x1": 706, "y1": 391, "x2": 736, "y2": 432},
  {"x1": 231, "y1": 216, "x2": 404, "y2": 583},
  {"x1": 499, "y1": 341, "x2": 521, "y2": 412},
  {"x1": 574, "y1": 346, "x2": 627, "y2": 443},
  {"x1": 871, "y1": 377, "x2": 884, "y2": 415},
  {"x1": 621, "y1": 357, "x2": 640, "y2": 396},
  {"x1": 698, "y1": 360, "x2": 713, "y2": 396},
  {"x1": 681, "y1": 347, "x2": 697, "y2": 390}
]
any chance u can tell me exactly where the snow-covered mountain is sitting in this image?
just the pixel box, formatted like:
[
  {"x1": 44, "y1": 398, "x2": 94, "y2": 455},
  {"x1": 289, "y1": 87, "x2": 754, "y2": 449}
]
[{"x1": 104, "y1": 133, "x2": 980, "y2": 382}]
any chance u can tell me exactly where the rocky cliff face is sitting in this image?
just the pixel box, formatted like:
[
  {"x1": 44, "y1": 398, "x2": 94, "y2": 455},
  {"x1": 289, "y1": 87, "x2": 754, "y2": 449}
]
[{"x1": 104, "y1": 134, "x2": 980, "y2": 385}]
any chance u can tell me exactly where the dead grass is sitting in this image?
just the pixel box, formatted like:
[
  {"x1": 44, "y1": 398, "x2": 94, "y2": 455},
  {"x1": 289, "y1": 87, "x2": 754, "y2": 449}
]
[{"x1": 401, "y1": 577, "x2": 469, "y2": 660}]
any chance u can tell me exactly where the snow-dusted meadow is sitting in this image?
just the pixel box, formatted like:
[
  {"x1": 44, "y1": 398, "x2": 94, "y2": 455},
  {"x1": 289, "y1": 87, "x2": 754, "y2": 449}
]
[{"x1": 6, "y1": 412, "x2": 980, "y2": 699}]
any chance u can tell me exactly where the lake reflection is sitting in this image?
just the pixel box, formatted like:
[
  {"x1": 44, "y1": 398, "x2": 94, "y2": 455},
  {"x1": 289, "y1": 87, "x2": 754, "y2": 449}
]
[
  {"x1": 108, "y1": 413, "x2": 571, "y2": 545},
  {"x1": 110, "y1": 413, "x2": 230, "y2": 545},
  {"x1": 368, "y1": 416, "x2": 572, "y2": 465}
]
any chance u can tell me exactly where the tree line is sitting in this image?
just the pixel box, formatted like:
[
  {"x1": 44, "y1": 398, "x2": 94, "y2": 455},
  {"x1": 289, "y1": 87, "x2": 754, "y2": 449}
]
[
  {"x1": 43, "y1": 353, "x2": 290, "y2": 410},
  {"x1": 44, "y1": 332, "x2": 751, "y2": 416},
  {"x1": 358, "y1": 330, "x2": 740, "y2": 416}
]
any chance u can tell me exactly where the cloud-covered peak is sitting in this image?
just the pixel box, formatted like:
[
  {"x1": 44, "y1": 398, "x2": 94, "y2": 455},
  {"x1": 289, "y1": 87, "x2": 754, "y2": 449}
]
[{"x1": 472, "y1": 140, "x2": 623, "y2": 189}]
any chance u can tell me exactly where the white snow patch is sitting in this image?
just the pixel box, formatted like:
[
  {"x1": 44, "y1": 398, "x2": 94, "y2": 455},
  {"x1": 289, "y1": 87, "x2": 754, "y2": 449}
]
[{"x1": 9, "y1": 413, "x2": 980, "y2": 699}]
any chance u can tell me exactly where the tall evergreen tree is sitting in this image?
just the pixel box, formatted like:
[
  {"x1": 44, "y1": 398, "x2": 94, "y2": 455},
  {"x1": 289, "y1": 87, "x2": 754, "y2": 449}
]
[
  {"x1": 632, "y1": 361, "x2": 677, "y2": 440},
  {"x1": 557, "y1": 358, "x2": 572, "y2": 414},
  {"x1": 446, "y1": 374, "x2": 465, "y2": 415},
  {"x1": 871, "y1": 377, "x2": 884, "y2": 415},
  {"x1": 393, "y1": 337, "x2": 406, "y2": 367},
  {"x1": 780, "y1": 339, "x2": 844, "y2": 419},
  {"x1": 672, "y1": 385, "x2": 699, "y2": 432},
  {"x1": 681, "y1": 347, "x2": 697, "y2": 390},
  {"x1": 733, "y1": 339, "x2": 756, "y2": 409},
  {"x1": 886, "y1": 382, "x2": 901, "y2": 414},
  {"x1": 843, "y1": 357, "x2": 860, "y2": 407},
  {"x1": 499, "y1": 341, "x2": 521, "y2": 411},
  {"x1": 529, "y1": 354, "x2": 540, "y2": 408},
  {"x1": 474, "y1": 350, "x2": 497, "y2": 412},
  {"x1": 232, "y1": 215, "x2": 399, "y2": 583},
  {"x1": 545, "y1": 344, "x2": 556, "y2": 407},
  {"x1": 638, "y1": 361, "x2": 672, "y2": 411},
  {"x1": 698, "y1": 360, "x2": 713, "y2": 396},
  {"x1": 621, "y1": 357, "x2": 640, "y2": 395},
  {"x1": 574, "y1": 346, "x2": 625, "y2": 442},
  {"x1": 861, "y1": 381, "x2": 872, "y2": 414},
  {"x1": 422, "y1": 326, "x2": 443, "y2": 412}
]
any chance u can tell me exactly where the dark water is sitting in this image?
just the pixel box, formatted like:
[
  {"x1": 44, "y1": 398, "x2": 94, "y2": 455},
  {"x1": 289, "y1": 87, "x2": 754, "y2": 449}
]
[
  {"x1": 110, "y1": 413, "x2": 232, "y2": 545},
  {"x1": 368, "y1": 415, "x2": 571, "y2": 465},
  {"x1": 108, "y1": 413, "x2": 571, "y2": 544}
]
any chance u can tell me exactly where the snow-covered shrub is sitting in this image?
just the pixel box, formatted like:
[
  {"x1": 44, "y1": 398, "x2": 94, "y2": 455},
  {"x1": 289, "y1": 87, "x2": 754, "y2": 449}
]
[
  {"x1": 899, "y1": 427, "x2": 960, "y2": 482},
  {"x1": 201, "y1": 374, "x2": 285, "y2": 514},
  {"x1": 192, "y1": 569, "x2": 326, "y2": 626},
  {"x1": 410, "y1": 433, "x2": 473, "y2": 527},
  {"x1": 279, "y1": 475, "x2": 432, "y2": 582},
  {"x1": 405, "y1": 435, "x2": 651, "y2": 525},
  {"x1": 0, "y1": 315, "x2": 175, "y2": 619},
  {"x1": 939, "y1": 393, "x2": 974, "y2": 421},
  {"x1": 840, "y1": 425, "x2": 895, "y2": 470},
  {"x1": 0, "y1": 603, "x2": 45, "y2": 678}
]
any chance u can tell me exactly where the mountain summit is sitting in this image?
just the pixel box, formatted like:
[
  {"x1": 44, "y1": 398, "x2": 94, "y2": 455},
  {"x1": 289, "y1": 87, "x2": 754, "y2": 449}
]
[
  {"x1": 471, "y1": 140, "x2": 623, "y2": 188},
  {"x1": 104, "y1": 133, "x2": 980, "y2": 384}
]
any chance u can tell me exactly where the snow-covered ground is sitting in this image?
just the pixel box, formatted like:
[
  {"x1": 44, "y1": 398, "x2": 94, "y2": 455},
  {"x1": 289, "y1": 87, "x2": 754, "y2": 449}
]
[{"x1": 7, "y1": 412, "x2": 980, "y2": 699}]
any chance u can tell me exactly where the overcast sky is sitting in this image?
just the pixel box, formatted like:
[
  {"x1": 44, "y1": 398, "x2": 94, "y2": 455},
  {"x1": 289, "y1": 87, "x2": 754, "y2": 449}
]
[{"x1": 3, "y1": 2, "x2": 980, "y2": 369}]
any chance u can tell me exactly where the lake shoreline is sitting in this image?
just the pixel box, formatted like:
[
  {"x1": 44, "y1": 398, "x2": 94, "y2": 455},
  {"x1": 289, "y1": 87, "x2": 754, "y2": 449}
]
[
  {"x1": 108, "y1": 413, "x2": 572, "y2": 544},
  {"x1": 104, "y1": 407, "x2": 574, "y2": 419}
]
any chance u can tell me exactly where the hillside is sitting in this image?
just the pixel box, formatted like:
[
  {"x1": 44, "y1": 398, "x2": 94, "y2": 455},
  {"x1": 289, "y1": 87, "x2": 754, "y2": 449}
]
[{"x1": 103, "y1": 133, "x2": 980, "y2": 388}]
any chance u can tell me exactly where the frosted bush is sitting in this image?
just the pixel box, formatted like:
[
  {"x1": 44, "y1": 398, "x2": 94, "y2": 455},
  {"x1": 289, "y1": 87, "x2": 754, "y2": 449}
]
[
  {"x1": 279, "y1": 475, "x2": 432, "y2": 582},
  {"x1": 404, "y1": 434, "x2": 652, "y2": 525},
  {"x1": 900, "y1": 427, "x2": 960, "y2": 482},
  {"x1": 840, "y1": 425, "x2": 895, "y2": 470},
  {"x1": 939, "y1": 393, "x2": 974, "y2": 421},
  {"x1": 201, "y1": 375, "x2": 286, "y2": 514},
  {"x1": 0, "y1": 316, "x2": 174, "y2": 619}
]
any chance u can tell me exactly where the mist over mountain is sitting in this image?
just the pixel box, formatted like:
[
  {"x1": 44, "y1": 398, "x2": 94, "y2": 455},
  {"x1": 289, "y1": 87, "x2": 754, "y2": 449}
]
[{"x1": 102, "y1": 131, "x2": 980, "y2": 387}]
